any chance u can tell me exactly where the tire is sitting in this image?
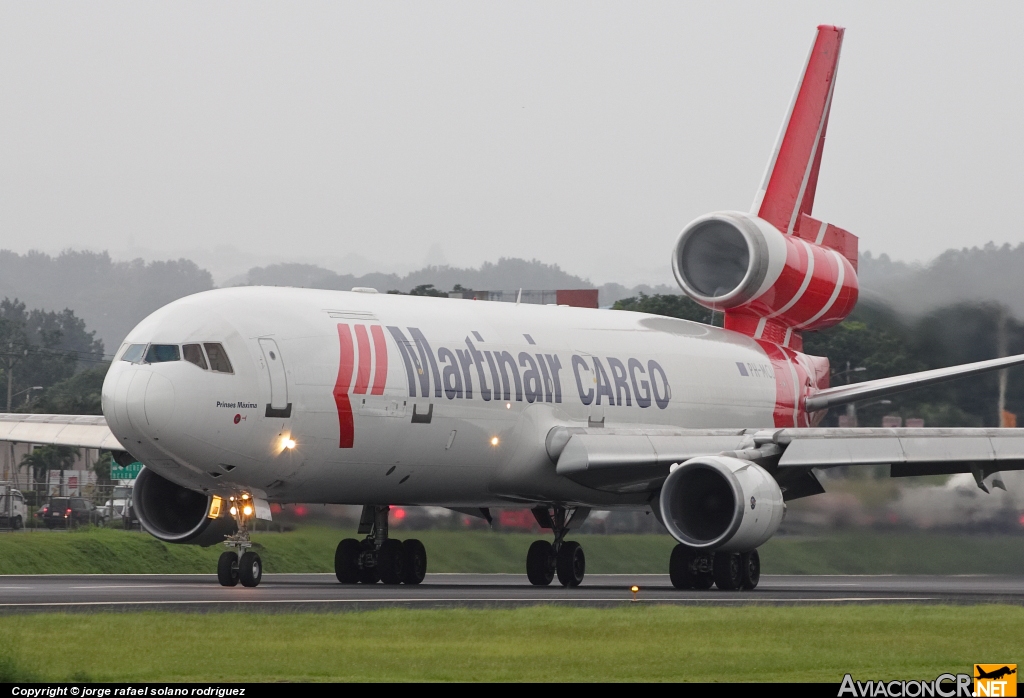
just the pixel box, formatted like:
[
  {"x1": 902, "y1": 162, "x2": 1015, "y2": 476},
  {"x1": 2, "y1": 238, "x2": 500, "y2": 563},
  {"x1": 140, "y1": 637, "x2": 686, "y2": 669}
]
[
  {"x1": 378, "y1": 539, "x2": 405, "y2": 585},
  {"x1": 669, "y1": 544, "x2": 696, "y2": 589},
  {"x1": 239, "y1": 551, "x2": 263, "y2": 587},
  {"x1": 217, "y1": 551, "x2": 239, "y2": 587},
  {"x1": 358, "y1": 539, "x2": 380, "y2": 584},
  {"x1": 401, "y1": 539, "x2": 427, "y2": 585},
  {"x1": 334, "y1": 538, "x2": 361, "y2": 584},
  {"x1": 556, "y1": 541, "x2": 586, "y2": 587},
  {"x1": 740, "y1": 550, "x2": 760, "y2": 590},
  {"x1": 526, "y1": 540, "x2": 554, "y2": 586},
  {"x1": 13, "y1": 516, "x2": 22, "y2": 531},
  {"x1": 712, "y1": 552, "x2": 742, "y2": 591}
]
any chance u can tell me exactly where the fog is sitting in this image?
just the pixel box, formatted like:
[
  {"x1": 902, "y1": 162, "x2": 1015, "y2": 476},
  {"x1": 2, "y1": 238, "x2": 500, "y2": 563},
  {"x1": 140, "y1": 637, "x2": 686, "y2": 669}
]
[{"x1": 2, "y1": 1, "x2": 1024, "y2": 286}]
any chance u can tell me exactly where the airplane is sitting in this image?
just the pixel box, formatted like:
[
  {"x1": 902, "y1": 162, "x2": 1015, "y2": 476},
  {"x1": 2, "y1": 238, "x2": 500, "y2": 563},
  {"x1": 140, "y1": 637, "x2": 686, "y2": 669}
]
[{"x1": 4, "y1": 24, "x2": 1024, "y2": 591}]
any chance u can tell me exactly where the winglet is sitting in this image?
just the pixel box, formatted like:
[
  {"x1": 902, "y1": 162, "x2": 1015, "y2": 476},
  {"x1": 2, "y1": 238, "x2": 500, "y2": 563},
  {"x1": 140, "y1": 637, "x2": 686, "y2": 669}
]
[{"x1": 752, "y1": 25, "x2": 844, "y2": 234}]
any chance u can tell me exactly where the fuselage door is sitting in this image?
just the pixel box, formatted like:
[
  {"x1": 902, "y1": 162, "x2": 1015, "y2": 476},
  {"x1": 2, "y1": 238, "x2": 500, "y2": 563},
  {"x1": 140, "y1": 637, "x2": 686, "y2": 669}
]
[{"x1": 258, "y1": 338, "x2": 291, "y2": 418}]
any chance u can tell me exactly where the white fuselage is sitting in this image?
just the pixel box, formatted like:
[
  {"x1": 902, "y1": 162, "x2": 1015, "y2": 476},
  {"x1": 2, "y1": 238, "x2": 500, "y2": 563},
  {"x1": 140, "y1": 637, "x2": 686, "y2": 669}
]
[{"x1": 101, "y1": 287, "x2": 782, "y2": 509}]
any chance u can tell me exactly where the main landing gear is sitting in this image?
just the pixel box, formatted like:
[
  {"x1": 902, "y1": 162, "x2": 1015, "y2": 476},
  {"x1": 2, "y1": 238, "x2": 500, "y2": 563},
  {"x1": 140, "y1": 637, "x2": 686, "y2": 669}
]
[
  {"x1": 334, "y1": 505, "x2": 427, "y2": 585},
  {"x1": 526, "y1": 505, "x2": 590, "y2": 587},
  {"x1": 669, "y1": 544, "x2": 760, "y2": 591},
  {"x1": 217, "y1": 494, "x2": 263, "y2": 588}
]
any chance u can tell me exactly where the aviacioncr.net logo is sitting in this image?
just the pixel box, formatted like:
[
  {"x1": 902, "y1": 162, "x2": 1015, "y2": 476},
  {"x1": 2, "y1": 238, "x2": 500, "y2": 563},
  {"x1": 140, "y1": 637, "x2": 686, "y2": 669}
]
[{"x1": 838, "y1": 673, "x2": 973, "y2": 697}]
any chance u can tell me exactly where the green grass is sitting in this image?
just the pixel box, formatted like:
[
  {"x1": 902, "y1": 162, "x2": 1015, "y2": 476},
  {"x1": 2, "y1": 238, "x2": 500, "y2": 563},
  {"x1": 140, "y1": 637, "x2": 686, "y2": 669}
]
[
  {"x1": 0, "y1": 605, "x2": 1017, "y2": 682},
  {"x1": 2, "y1": 526, "x2": 1024, "y2": 575}
]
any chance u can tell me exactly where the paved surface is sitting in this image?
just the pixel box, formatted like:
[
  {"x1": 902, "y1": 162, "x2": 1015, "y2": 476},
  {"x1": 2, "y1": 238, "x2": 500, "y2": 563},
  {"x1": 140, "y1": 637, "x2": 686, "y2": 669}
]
[{"x1": 0, "y1": 573, "x2": 1022, "y2": 612}]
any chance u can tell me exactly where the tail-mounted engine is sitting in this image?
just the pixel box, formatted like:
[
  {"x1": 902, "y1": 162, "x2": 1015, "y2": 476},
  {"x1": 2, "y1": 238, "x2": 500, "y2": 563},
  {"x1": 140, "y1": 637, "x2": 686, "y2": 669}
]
[
  {"x1": 133, "y1": 467, "x2": 236, "y2": 546},
  {"x1": 672, "y1": 211, "x2": 858, "y2": 350},
  {"x1": 658, "y1": 455, "x2": 784, "y2": 552}
]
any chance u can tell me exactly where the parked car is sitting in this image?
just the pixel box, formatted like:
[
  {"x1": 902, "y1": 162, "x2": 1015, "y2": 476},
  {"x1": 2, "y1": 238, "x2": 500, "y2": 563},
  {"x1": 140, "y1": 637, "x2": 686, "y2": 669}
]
[
  {"x1": 0, "y1": 488, "x2": 26, "y2": 530},
  {"x1": 44, "y1": 497, "x2": 102, "y2": 528}
]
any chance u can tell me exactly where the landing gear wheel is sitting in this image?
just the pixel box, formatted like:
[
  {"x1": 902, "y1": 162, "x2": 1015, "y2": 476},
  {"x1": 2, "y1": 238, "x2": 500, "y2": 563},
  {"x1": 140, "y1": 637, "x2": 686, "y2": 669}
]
[
  {"x1": 217, "y1": 551, "x2": 239, "y2": 587},
  {"x1": 526, "y1": 540, "x2": 554, "y2": 586},
  {"x1": 693, "y1": 552, "x2": 715, "y2": 590},
  {"x1": 556, "y1": 541, "x2": 585, "y2": 587},
  {"x1": 669, "y1": 544, "x2": 697, "y2": 589},
  {"x1": 335, "y1": 538, "x2": 361, "y2": 584},
  {"x1": 378, "y1": 539, "x2": 405, "y2": 585},
  {"x1": 401, "y1": 539, "x2": 427, "y2": 585},
  {"x1": 740, "y1": 550, "x2": 760, "y2": 590},
  {"x1": 358, "y1": 539, "x2": 380, "y2": 584},
  {"x1": 239, "y1": 551, "x2": 263, "y2": 587},
  {"x1": 713, "y1": 552, "x2": 742, "y2": 591}
]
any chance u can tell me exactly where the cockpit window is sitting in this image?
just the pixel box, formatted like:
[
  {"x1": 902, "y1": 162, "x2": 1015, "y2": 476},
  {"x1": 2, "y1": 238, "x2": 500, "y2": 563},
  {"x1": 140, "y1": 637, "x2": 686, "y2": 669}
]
[
  {"x1": 204, "y1": 343, "x2": 233, "y2": 373},
  {"x1": 120, "y1": 344, "x2": 147, "y2": 363},
  {"x1": 182, "y1": 344, "x2": 208, "y2": 370},
  {"x1": 145, "y1": 344, "x2": 180, "y2": 363}
]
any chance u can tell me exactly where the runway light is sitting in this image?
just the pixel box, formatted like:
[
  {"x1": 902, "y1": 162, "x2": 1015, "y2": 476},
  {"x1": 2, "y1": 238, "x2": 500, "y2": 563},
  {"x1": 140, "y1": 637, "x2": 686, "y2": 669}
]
[
  {"x1": 631, "y1": 585, "x2": 639, "y2": 602},
  {"x1": 229, "y1": 506, "x2": 238, "y2": 516},
  {"x1": 490, "y1": 436, "x2": 499, "y2": 446},
  {"x1": 243, "y1": 505, "x2": 253, "y2": 517}
]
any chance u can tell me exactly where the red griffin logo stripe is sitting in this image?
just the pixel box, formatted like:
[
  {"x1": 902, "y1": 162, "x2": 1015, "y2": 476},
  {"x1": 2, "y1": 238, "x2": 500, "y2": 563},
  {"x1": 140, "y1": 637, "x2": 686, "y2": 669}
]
[{"x1": 335, "y1": 323, "x2": 390, "y2": 448}]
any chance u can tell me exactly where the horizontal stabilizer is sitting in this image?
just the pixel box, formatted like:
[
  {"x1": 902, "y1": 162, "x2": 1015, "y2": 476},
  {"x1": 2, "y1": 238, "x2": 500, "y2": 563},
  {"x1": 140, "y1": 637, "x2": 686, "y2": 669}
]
[{"x1": 804, "y1": 354, "x2": 1024, "y2": 411}]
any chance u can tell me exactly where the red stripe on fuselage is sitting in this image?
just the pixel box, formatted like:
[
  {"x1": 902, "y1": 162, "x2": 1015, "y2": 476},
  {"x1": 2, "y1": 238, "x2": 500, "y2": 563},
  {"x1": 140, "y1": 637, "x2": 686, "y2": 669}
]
[
  {"x1": 334, "y1": 323, "x2": 355, "y2": 448},
  {"x1": 757, "y1": 340, "x2": 811, "y2": 427},
  {"x1": 370, "y1": 325, "x2": 388, "y2": 395},
  {"x1": 353, "y1": 324, "x2": 372, "y2": 395}
]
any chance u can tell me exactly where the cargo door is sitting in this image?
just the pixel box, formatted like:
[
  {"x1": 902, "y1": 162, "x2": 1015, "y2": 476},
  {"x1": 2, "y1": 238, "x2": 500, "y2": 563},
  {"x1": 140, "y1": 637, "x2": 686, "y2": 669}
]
[{"x1": 259, "y1": 338, "x2": 292, "y2": 418}]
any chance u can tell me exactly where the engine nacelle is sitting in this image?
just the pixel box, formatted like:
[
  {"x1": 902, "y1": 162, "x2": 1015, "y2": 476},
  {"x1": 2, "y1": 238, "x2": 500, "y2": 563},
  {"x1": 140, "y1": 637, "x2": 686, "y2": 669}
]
[
  {"x1": 658, "y1": 456, "x2": 784, "y2": 552},
  {"x1": 671, "y1": 211, "x2": 858, "y2": 336},
  {"x1": 133, "y1": 467, "x2": 236, "y2": 546}
]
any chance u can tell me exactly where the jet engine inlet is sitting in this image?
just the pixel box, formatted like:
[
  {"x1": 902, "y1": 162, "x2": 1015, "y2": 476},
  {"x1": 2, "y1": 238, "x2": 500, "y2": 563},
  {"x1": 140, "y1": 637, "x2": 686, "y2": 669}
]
[
  {"x1": 133, "y1": 467, "x2": 235, "y2": 546},
  {"x1": 658, "y1": 456, "x2": 784, "y2": 552}
]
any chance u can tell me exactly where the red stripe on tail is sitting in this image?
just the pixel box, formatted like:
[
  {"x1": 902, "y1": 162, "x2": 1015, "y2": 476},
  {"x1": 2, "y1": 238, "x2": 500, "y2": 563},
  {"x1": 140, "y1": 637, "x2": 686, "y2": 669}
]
[
  {"x1": 370, "y1": 325, "x2": 388, "y2": 395},
  {"x1": 756, "y1": 25, "x2": 844, "y2": 233},
  {"x1": 353, "y1": 324, "x2": 371, "y2": 395},
  {"x1": 334, "y1": 323, "x2": 355, "y2": 448}
]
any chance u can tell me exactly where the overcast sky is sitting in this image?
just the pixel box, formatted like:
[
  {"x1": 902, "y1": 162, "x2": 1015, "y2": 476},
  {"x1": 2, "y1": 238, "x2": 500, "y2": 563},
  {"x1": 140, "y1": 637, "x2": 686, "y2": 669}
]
[{"x1": 1, "y1": 2, "x2": 1022, "y2": 285}]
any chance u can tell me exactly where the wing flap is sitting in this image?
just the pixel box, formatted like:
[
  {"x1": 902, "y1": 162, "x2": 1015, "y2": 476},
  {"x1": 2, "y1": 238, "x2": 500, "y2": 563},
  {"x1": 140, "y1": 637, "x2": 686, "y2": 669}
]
[{"x1": 0, "y1": 414, "x2": 122, "y2": 451}]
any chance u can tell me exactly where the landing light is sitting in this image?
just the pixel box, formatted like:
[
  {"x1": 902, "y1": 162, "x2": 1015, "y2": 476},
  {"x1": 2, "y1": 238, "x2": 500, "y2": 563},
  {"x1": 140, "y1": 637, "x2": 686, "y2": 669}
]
[
  {"x1": 242, "y1": 494, "x2": 249, "y2": 500},
  {"x1": 243, "y1": 505, "x2": 253, "y2": 517},
  {"x1": 490, "y1": 437, "x2": 499, "y2": 446},
  {"x1": 505, "y1": 403, "x2": 511, "y2": 409},
  {"x1": 229, "y1": 506, "x2": 238, "y2": 516},
  {"x1": 283, "y1": 438, "x2": 296, "y2": 449}
]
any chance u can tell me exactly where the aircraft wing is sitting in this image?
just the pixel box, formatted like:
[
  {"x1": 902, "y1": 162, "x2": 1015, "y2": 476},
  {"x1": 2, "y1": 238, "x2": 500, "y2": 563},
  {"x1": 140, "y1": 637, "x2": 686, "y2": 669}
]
[
  {"x1": 549, "y1": 426, "x2": 1024, "y2": 499},
  {"x1": 0, "y1": 413, "x2": 123, "y2": 451}
]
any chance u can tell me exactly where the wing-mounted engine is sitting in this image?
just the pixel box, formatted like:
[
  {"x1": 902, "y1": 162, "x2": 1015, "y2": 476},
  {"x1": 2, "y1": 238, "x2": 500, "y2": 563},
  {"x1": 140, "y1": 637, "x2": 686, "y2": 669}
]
[
  {"x1": 133, "y1": 467, "x2": 236, "y2": 546},
  {"x1": 658, "y1": 455, "x2": 785, "y2": 552}
]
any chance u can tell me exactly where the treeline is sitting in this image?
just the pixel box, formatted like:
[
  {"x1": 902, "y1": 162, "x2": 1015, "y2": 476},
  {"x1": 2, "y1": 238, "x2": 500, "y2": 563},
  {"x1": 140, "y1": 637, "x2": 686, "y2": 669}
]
[
  {"x1": 0, "y1": 298, "x2": 107, "y2": 413},
  {"x1": 613, "y1": 293, "x2": 1023, "y2": 428}
]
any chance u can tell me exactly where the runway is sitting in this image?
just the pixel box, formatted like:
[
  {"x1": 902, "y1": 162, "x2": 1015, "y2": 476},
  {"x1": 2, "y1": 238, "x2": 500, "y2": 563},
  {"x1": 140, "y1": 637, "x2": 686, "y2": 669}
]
[{"x1": 0, "y1": 573, "x2": 1021, "y2": 612}]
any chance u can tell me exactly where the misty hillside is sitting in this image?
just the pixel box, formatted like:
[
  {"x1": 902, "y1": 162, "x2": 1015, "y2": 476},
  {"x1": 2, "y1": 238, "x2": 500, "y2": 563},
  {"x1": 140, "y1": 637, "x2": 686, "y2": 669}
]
[
  {"x1": 5, "y1": 241, "x2": 1024, "y2": 352},
  {"x1": 0, "y1": 250, "x2": 213, "y2": 354},
  {"x1": 858, "y1": 243, "x2": 1024, "y2": 317}
]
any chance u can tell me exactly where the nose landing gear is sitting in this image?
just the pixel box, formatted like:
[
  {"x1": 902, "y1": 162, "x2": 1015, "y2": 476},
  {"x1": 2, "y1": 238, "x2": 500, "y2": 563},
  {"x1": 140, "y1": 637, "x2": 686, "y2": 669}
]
[
  {"x1": 334, "y1": 505, "x2": 428, "y2": 585},
  {"x1": 526, "y1": 505, "x2": 590, "y2": 587},
  {"x1": 669, "y1": 544, "x2": 761, "y2": 591},
  {"x1": 217, "y1": 494, "x2": 263, "y2": 587}
]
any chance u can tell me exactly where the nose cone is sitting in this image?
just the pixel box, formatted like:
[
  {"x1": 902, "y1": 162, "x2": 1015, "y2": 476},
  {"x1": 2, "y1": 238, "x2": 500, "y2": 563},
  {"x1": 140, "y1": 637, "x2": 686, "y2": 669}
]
[{"x1": 102, "y1": 363, "x2": 177, "y2": 445}]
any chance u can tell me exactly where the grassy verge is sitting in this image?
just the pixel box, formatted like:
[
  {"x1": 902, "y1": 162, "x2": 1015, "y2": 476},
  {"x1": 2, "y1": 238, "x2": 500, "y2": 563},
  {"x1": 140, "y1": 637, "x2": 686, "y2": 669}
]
[
  {"x1": 2, "y1": 527, "x2": 1024, "y2": 575},
  {"x1": 0, "y1": 605, "x2": 1018, "y2": 682}
]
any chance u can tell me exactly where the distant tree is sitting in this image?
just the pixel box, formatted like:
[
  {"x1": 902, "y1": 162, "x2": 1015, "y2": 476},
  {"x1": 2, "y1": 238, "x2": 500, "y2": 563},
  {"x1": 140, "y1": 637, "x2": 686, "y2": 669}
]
[
  {"x1": 20, "y1": 445, "x2": 80, "y2": 498},
  {"x1": 23, "y1": 364, "x2": 108, "y2": 415},
  {"x1": 612, "y1": 293, "x2": 716, "y2": 325},
  {"x1": 407, "y1": 284, "x2": 448, "y2": 297}
]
